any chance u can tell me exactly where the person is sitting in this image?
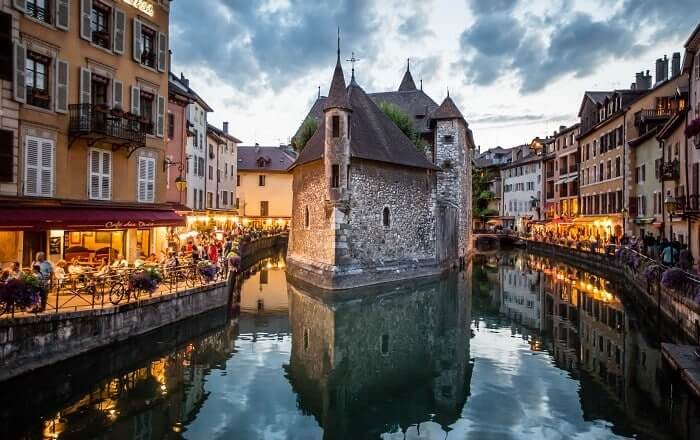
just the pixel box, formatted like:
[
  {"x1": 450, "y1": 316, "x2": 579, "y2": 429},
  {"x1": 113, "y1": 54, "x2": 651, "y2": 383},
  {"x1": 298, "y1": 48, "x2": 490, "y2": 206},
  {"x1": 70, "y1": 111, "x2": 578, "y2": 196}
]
[
  {"x1": 68, "y1": 258, "x2": 84, "y2": 275},
  {"x1": 679, "y1": 245, "x2": 695, "y2": 271},
  {"x1": 33, "y1": 252, "x2": 53, "y2": 280},
  {"x1": 134, "y1": 253, "x2": 145, "y2": 268},
  {"x1": 95, "y1": 258, "x2": 111, "y2": 277},
  {"x1": 145, "y1": 253, "x2": 157, "y2": 264},
  {"x1": 191, "y1": 244, "x2": 200, "y2": 263},
  {"x1": 661, "y1": 242, "x2": 678, "y2": 266},
  {"x1": 54, "y1": 260, "x2": 68, "y2": 285},
  {"x1": 224, "y1": 236, "x2": 233, "y2": 257},
  {"x1": 111, "y1": 253, "x2": 128, "y2": 268},
  {"x1": 208, "y1": 243, "x2": 218, "y2": 264},
  {"x1": 7, "y1": 262, "x2": 20, "y2": 280}
]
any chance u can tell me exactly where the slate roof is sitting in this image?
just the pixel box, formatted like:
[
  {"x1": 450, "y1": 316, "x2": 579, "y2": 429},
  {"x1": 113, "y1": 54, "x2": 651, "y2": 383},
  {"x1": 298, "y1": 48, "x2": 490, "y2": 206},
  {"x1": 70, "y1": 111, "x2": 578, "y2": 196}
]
[
  {"x1": 207, "y1": 123, "x2": 242, "y2": 144},
  {"x1": 238, "y1": 145, "x2": 297, "y2": 172},
  {"x1": 398, "y1": 68, "x2": 417, "y2": 91},
  {"x1": 431, "y1": 95, "x2": 465, "y2": 122},
  {"x1": 169, "y1": 72, "x2": 213, "y2": 112},
  {"x1": 369, "y1": 90, "x2": 438, "y2": 134},
  {"x1": 323, "y1": 56, "x2": 351, "y2": 111},
  {"x1": 293, "y1": 80, "x2": 438, "y2": 171}
]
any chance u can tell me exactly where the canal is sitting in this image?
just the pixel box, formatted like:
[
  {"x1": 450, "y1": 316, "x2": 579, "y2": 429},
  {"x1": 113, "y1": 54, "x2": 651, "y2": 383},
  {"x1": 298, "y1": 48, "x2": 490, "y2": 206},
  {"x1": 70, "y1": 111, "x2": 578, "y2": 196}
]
[{"x1": 0, "y1": 251, "x2": 697, "y2": 439}]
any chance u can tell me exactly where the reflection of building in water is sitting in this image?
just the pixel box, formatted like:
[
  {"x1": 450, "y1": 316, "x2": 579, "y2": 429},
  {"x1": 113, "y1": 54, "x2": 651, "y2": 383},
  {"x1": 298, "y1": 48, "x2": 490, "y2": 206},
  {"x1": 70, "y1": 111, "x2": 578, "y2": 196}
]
[
  {"x1": 285, "y1": 272, "x2": 472, "y2": 438},
  {"x1": 499, "y1": 254, "x2": 541, "y2": 330},
  {"x1": 36, "y1": 318, "x2": 239, "y2": 440},
  {"x1": 239, "y1": 256, "x2": 288, "y2": 313}
]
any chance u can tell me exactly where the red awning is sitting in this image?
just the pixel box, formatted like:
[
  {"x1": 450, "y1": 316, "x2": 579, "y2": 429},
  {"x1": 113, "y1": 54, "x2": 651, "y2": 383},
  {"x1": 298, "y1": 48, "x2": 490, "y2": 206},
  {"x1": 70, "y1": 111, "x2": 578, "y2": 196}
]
[{"x1": 0, "y1": 207, "x2": 186, "y2": 231}]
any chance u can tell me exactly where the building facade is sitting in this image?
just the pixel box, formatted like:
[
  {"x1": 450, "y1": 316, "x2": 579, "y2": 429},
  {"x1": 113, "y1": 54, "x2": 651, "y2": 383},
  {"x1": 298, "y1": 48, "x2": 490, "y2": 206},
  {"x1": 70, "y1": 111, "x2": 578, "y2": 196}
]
[
  {"x1": 287, "y1": 51, "x2": 474, "y2": 289},
  {"x1": 236, "y1": 145, "x2": 296, "y2": 223},
  {"x1": 0, "y1": 0, "x2": 182, "y2": 267},
  {"x1": 501, "y1": 148, "x2": 542, "y2": 232},
  {"x1": 165, "y1": 72, "x2": 193, "y2": 209},
  {"x1": 206, "y1": 122, "x2": 239, "y2": 211},
  {"x1": 547, "y1": 124, "x2": 580, "y2": 219}
]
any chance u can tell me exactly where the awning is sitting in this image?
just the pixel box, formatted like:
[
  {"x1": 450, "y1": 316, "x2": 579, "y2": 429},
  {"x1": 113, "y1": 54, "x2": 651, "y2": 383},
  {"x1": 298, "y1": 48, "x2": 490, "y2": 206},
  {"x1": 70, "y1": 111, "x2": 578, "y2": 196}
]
[
  {"x1": 572, "y1": 215, "x2": 622, "y2": 224},
  {"x1": 0, "y1": 207, "x2": 186, "y2": 231}
]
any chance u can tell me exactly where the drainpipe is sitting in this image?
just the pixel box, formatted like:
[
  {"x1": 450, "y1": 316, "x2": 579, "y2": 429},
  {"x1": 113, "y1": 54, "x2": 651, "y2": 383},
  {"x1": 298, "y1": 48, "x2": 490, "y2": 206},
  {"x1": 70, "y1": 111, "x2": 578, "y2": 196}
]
[
  {"x1": 686, "y1": 52, "x2": 694, "y2": 259},
  {"x1": 661, "y1": 139, "x2": 666, "y2": 239},
  {"x1": 622, "y1": 112, "x2": 627, "y2": 237}
]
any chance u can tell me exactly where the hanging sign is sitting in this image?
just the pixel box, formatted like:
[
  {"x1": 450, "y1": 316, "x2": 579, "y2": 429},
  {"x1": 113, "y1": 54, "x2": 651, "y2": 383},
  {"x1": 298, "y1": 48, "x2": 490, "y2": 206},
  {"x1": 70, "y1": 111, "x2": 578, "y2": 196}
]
[{"x1": 123, "y1": 0, "x2": 154, "y2": 17}]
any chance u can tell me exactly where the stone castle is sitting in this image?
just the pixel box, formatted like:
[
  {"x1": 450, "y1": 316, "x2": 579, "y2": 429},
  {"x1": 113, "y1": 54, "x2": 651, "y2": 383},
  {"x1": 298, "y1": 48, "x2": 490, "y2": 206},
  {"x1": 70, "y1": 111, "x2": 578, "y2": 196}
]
[{"x1": 287, "y1": 47, "x2": 474, "y2": 289}]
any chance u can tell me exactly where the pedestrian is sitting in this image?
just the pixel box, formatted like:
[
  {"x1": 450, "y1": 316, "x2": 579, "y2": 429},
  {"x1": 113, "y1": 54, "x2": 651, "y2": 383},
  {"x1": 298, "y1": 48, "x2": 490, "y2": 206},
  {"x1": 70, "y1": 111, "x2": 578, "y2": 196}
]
[
  {"x1": 32, "y1": 252, "x2": 52, "y2": 311},
  {"x1": 679, "y1": 245, "x2": 694, "y2": 271},
  {"x1": 661, "y1": 242, "x2": 677, "y2": 266}
]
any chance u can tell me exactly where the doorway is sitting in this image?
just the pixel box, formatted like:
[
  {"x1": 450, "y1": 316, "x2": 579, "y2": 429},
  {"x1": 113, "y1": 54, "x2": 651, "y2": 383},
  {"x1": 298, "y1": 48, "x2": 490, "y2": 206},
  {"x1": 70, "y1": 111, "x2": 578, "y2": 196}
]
[{"x1": 22, "y1": 231, "x2": 46, "y2": 267}]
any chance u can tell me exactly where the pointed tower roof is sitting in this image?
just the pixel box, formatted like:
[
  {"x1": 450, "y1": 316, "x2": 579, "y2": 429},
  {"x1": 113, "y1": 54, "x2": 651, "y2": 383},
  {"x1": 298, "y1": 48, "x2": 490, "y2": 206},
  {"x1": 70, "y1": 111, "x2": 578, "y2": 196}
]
[
  {"x1": 431, "y1": 94, "x2": 465, "y2": 122},
  {"x1": 398, "y1": 59, "x2": 417, "y2": 92},
  {"x1": 323, "y1": 32, "x2": 351, "y2": 111}
]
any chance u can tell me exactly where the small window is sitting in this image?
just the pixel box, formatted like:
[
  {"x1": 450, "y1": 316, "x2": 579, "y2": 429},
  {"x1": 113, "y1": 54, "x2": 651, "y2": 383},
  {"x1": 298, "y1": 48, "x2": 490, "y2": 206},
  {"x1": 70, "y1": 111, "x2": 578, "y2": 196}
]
[
  {"x1": 237, "y1": 175, "x2": 241, "y2": 186},
  {"x1": 140, "y1": 91, "x2": 155, "y2": 135},
  {"x1": 347, "y1": 165, "x2": 351, "y2": 189},
  {"x1": 304, "y1": 328, "x2": 310, "y2": 351},
  {"x1": 332, "y1": 115, "x2": 340, "y2": 138},
  {"x1": 0, "y1": 12, "x2": 12, "y2": 81},
  {"x1": 235, "y1": 198, "x2": 239, "y2": 209},
  {"x1": 25, "y1": 52, "x2": 50, "y2": 109},
  {"x1": 304, "y1": 206, "x2": 310, "y2": 229},
  {"x1": 167, "y1": 113, "x2": 174, "y2": 140},
  {"x1": 258, "y1": 175, "x2": 266, "y2": 186},
  {"x1": 141, "y1": 25, "x2": 156, "y2": 68},
  {"x1": 27, "y1": 0, "x2": 51, "y2": 24},
  {"x1": 331, "y1": 164, "x2": 339, "y2": 188},
  {"x1": 91, "y1": 1, "x2": 111, "y2": 49},
  {"x1": 382, "y1": 207, "x2": 390, "y2": 228},
  {"x1": 443, "y1": 135, "x2": 454, "y2": 144},
  {"x1": 260, "y1": 201, "x2": 269, "y2": 217},
  {"x1": 380, "y1": 334, "x2": 389, "y2": 355}
]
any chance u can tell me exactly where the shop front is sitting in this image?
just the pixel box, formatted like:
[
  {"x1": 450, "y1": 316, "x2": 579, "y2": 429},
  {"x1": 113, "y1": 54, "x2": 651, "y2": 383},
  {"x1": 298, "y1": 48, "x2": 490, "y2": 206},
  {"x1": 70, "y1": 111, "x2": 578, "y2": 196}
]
[
  {"x1": 572, "y1": 215, "x2": 623, "y2": 242},
  {"x1": 0, "y1": 207, "x2": 185, "y2": 268}
]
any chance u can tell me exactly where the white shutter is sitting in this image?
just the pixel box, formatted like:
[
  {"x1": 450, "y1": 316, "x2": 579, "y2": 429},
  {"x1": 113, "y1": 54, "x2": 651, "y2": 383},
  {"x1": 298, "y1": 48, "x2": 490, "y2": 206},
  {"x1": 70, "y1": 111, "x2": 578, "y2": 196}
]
[
  {"x1": 13, "y1": 0, "x2": 26, "y2": 13},
  {"x1": 156, "y1": 95, "x2": 165, "y2": 138},
  {"x1": 24, "y1": 137, "x2": 39, "y2": 195},
  {"x1": 113, "y1": 80, "x2": 123, "y2": 110},
  {"x1": 113, "y1": 8, "x2": 126, "y2": 55},
  {"x1": 24, "y1": 136, "x2": 54, "y2": 197},
  {"x1": 55, "y1": 59, "x2": 69, "y2": 113},
  {"x1": 56, "y1": 0, "x2": 69, "y2": 31},
  {"x1": 89, "y1": 149, "x2": 111, "y2": 200},
  {"x1": 157, "y1": 32, "x2": 167, "y2": 72},
  {"x1": 80, "y1": 0, "x2": 92, "y2": 41},
  {"x1": 137, "y1": 156, "x2": 154, "y2": 202},
  {"x1": 79, "y1": 67, "x2": 91, "y2": 105},
  {"x1": 146, "y1": 158, "x2": 155, "y2": 202},
  {"x1": 39, "y1": 139, "x2": 54, "y2": 196},
  {"x1": 131, "y1": 85, "x2": 140, "y2": 115},
  {"x1": 133, "y1": 18, "x2": 142, "y2": 63},
  {"x1": 13, "y1": 43, "x2": 26, "y2": 104}
]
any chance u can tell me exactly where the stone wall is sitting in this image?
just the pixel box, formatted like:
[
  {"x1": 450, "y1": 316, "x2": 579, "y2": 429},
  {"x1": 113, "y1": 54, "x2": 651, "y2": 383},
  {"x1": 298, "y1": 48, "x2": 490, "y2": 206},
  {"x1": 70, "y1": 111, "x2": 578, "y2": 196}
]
[
  {"x1": 288, "y1": 161, "x2": 334, "y2": 265},
  {"x1": 0, "y1": 281, "x2": 230, "y2": 382},
  {"x1": 346, "y1": 159, "x2": 435, "y2": 265}
]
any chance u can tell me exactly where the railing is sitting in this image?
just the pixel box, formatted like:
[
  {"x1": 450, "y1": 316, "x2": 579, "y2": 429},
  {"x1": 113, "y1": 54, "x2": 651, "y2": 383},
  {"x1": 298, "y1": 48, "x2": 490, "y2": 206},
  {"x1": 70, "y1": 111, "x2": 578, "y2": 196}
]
[
  {"x1": 568, "y1": 164, "x2": 579, "y2": 174},
  {"x1": 26, "y1": 2, "x2": 50, "y2": 23},
  {"x1": 675, "y1": 194, "x2": 700, "y2": 213},
  {"x1": 69, "y1": 104, "x2": 146, "y2": 145},
  {"x1": 0, "y1": 262, "x2": 231, "y2": 319},
  {"x1": 658, "y1": 160, "x2": 680, "y2": 181},
  {"x1": 635, "y1": 108, "x2": 674, "y2": 126}
]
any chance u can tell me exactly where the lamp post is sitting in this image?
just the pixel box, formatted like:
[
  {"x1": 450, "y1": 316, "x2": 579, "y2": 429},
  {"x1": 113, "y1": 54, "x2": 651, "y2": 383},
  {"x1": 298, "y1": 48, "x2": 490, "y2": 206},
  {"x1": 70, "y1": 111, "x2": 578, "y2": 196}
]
[
  {"x1": 621, "y1": 207, "x2": 628, "y2": 237},
  {"x1": 664, "y1": 192, "x2": 677, "y2": 264},
  {"x1": 164, "y1": 157, "x2": 190, "y2": 203}
]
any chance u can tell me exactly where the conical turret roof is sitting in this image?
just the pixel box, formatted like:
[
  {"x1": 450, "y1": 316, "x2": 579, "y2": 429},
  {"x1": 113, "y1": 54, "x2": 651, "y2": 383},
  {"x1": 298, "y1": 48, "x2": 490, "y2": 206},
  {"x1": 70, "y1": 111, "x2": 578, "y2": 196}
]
[
  {"x1": 431, "y1": 95, "x2": 465, "y2": 122},
  {"x1": 323, "y1": 56, "x2": 351, "y2": 111},
  {"x1": 398, "y1": 67, "x2": 417, "y2": 91}
]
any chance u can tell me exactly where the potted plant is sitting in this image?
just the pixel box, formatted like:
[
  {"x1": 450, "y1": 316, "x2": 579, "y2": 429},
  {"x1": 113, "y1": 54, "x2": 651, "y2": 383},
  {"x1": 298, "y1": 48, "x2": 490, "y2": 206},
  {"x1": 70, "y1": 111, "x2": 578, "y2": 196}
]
[
  {"x1": 0, "y1": 273, "x2": 44, "y2": 312},
  {"x1": 643, "y1": 263, "x2": 661, "y2": 283},
  {"x1": 197, "y1": 260, "x2": 219, "y2": 282},
  {"x1": 129, "y1": 267, "x2": 163, "y2": 293}
]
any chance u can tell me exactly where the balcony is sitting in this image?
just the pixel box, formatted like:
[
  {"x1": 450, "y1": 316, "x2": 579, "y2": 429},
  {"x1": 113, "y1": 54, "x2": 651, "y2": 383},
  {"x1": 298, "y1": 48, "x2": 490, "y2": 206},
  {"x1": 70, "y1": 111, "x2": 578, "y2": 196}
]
[
  {"x1": 69, "y1": 104, "x2": 146, "y2": 156},
  {"x1": 568, "y1": 163, "x2": 579, "y2": 175},
  {"x1": 676, "y1": 195, "x2": 700, "y2": 214},
  {"x1": 634, "y1": 108, "x2": 673, "y2": 126},
  {"x1": 658, "y1": 160, "x2": 680, "y2": 181}
]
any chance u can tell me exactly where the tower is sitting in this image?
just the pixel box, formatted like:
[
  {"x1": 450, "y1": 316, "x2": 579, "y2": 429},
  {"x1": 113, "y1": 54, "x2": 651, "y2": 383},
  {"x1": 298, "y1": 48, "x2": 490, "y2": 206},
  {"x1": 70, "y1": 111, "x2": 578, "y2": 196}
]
[{"x1": 432, "y1": 93, "x2": 474, "y2": 259}]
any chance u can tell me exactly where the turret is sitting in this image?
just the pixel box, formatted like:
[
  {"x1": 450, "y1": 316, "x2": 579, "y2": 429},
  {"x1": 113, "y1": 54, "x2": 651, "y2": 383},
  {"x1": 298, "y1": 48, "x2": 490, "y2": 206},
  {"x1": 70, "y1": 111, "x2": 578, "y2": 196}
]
[
  {"x1": 398, "y1": 59, "x2": 417, "y2": 92},
  {"x1": 323, "y1": 33, "x2": 352, "y2": 204}
]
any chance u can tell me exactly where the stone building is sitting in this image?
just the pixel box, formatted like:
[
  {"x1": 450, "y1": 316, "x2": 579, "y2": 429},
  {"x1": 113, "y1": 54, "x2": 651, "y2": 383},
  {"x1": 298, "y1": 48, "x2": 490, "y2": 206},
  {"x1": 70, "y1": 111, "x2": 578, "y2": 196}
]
[{"x1": 287, "y1": 49, "x2": 474, "y2": 289}]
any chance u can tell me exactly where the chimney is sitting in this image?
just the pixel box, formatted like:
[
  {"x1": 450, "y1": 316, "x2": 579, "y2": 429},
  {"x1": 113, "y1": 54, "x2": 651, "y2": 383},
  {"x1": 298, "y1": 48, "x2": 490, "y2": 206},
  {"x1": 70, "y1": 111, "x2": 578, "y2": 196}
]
[
  {"x1": 180, "y1": 72, "x2": 189, "y2": 88},
  {"x1": 672, "y1": 52, "x2": 681, "y2": 77},
  {"x1": 223, "y1": 121, "x2": 229, "y2": 134},
  {"x1": 655, "y1": 58, "x2": 664, "y2": 85}
]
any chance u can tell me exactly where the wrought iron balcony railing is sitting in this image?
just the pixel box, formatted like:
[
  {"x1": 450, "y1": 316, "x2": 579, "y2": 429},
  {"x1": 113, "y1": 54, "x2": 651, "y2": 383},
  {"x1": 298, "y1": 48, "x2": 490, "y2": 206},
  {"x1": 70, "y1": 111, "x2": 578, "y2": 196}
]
[
  {"x1": 69, "y1": 104, "x2": 146, "y2": 145},
  {"x1": 658, "y1": 160, "x2": 680, "y2": 181}
]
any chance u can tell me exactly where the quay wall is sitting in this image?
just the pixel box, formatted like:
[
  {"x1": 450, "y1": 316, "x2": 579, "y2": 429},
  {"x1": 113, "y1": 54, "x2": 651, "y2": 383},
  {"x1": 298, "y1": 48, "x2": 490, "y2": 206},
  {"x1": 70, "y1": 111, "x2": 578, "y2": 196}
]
[{"x1": 527, "y1": 240, "x2": 700, "y2": 343}]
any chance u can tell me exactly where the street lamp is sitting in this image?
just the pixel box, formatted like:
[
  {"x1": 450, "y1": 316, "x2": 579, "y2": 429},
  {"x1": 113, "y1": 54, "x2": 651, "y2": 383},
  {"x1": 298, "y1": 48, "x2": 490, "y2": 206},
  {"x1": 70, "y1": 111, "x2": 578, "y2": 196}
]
[
  {"x1": 174, "y1": 175, "x2": 187, "y2": 192},
  {"x1": 664, "y1": 192, "x2": 678, "y2": 264}
]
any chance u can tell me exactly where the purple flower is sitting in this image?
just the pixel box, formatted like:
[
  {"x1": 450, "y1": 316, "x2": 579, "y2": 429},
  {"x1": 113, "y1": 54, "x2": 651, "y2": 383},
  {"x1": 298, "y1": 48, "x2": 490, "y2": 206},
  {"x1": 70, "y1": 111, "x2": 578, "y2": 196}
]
[
  {"x1": 660, "y1": 268, "x2": 687, "y2": 291},
  {"x1": 644, "y1": 264, "x2": 661, "y2": 282}
]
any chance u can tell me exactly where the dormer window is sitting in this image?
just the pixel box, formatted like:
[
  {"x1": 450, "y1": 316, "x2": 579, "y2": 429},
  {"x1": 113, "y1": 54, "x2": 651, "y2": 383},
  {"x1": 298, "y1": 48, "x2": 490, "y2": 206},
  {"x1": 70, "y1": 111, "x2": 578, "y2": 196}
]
[{"x1": 332, "y1": 115, "x2": 340, "y2": 138}]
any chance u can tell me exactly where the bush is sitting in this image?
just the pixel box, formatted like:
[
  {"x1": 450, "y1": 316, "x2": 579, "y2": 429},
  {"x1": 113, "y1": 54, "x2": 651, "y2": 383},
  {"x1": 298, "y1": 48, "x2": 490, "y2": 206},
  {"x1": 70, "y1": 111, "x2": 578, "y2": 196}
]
[
  {"x1": 198, "y1": 261, "x2": 219, "y2": 282},
  {"x1": 129, "y1": 267, "x2": 163, "y2": 293},
  {"x1": 0, "y1": 273, "x2": 43, "y2": 309}
]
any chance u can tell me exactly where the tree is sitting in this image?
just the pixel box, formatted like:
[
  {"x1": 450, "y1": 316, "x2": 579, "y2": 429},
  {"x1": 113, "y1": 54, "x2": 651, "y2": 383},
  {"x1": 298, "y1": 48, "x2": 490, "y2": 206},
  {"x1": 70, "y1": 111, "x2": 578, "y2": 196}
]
[
  {"x1": 292, "y1": 117, "x2": 319, "y2": 152},
  {"x1": 472, "y1": 169, "x2": 498, "y2": 226},
  {"x1": 379, "y1": 102, "x2": 427, "y2": 154}
]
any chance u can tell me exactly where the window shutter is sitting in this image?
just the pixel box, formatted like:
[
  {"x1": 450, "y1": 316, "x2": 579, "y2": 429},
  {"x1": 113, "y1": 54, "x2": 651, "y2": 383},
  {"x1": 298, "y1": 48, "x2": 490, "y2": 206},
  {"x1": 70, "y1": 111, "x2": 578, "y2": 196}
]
[
  {"x1": 39, "y1": 139, "x2": 54, "y2": 196},
  {"x1": 80, "y1": 0, "x2": 92, "y2": 41},
  {"x1": 80, "y1": 67, "x2": 91, "y2": 104},
  {"x1": 131, "y1": 85, "x2": 140, "y2": 115},
  {"x1": 133, "y1": 18, "x2": 142, "y2": 63},
  {"x1": 113, "y1": 80, "x2": 123, "y2": 110},
  {"x1": 146, "y1": 158, "x2": 155, "y2": 202},
  {"x1": 55, "y1": 59, "x2": 69, "y2": 113},
  {"x1": 156, "y1": 95, "x2": 165, "y2": 137},
  {"x1": 13, "y1": 0, "x2": 26, "y2": 13},
  {"x1": 137, "y1": 157, "x2": 146, "y2": 201},
  {"x1": 113, "y1": 8, "x2": 125, "y2": 55},
  {"x1": 56, "y1": 0, "x2": 69, "y2": 31},
  {"x1": 89, "y1": 149, "x2": 112, "y2": 200},
  {"x1": 0, "y1": 130, "x2": 13, "y2": 183},
  {"x1": 157, "y1": 32, "x2": 167, "y2": 72},
  {"x1": 24, "y1": 137, "x2": 39, "y2": 195},
  {"x1": 13, "y1": 43, "x2": 26, "y2": 103}
]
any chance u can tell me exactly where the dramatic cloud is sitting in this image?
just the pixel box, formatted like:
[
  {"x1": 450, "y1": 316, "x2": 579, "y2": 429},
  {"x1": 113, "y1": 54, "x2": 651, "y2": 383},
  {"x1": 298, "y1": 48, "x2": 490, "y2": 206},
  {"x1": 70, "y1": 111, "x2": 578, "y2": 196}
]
[
  {"x1": 456, "y1": 0, "x2": 698, "y2": 94},
  {"x1": 397, "y1": 0, "x2": 436, "y2": 41},
  {"x1": 468, "y1": 113, "x2": 574, "y2": 125},
  {"x1": 170, "y1": 0, "x2": 381, "y2": 93}
]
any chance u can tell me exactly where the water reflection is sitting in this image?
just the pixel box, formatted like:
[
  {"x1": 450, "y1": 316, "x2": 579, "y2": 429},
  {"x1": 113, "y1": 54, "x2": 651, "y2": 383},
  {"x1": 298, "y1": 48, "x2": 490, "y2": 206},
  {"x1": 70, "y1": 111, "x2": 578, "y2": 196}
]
[
  {"x1": 285, "y1": 273, "x2": 472, "y2": 439},
  {"x1": 1, "y1": 252, "x2": 698, "y2": 439}
]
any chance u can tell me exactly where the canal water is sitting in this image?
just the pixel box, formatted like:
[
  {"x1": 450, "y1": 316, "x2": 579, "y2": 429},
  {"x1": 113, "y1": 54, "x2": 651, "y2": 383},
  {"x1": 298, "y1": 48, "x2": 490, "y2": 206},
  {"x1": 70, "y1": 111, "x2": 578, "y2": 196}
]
[{"x1": 0, "y1": 251, "x2": 696, "y2": 439}]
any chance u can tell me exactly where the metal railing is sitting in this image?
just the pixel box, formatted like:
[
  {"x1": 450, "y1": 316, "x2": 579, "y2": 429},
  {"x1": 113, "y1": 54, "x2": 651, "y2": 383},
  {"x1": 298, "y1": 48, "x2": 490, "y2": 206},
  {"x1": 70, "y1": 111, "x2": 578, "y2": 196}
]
[
  {"x1": 26, "y1": 2, "x2": 50, "y2": 23},
  {"x1": 69, "y1": 104, "x2": 146, "y2": 145},
  {"x1": 658, "y1": 160, "x2": 680, "y2": 181},
  {"x1": 0, "y1": 262, "x2": 231, "y2": 319},
  {"x1": 634, "y1": 108, "x2": 674, "y2": 125}
]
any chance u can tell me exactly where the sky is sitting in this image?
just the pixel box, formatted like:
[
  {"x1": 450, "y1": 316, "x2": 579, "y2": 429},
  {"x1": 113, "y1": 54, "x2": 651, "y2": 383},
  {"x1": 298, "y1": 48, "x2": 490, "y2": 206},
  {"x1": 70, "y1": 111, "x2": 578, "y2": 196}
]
[{"x1": 169, "y1": 0, "x2": 699, "y2": 151}]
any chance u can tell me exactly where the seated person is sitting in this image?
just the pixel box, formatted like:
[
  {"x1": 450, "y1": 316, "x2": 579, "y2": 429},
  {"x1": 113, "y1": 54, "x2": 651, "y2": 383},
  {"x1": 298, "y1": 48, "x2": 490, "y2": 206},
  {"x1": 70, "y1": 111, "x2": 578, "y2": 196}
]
[
  {"x1": 68, "y1": 258, "x2": 84, "y2": 274},
  {"x1": 95, "y1": 258, "x2": 111, "y2": 277},
  {"x1": 111, "y1": 253, "x2": 128, "y2": 268},
  {"x1": 54, "y1": 260, "x2": 68, "y2": 283}
]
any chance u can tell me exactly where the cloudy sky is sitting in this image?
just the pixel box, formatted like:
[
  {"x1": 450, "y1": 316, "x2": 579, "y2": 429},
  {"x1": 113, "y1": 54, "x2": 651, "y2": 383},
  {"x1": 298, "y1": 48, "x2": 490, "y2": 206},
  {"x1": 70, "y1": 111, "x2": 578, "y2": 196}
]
[{"x1": 169, "y1": 0, "x2": 698, "y2": 151}]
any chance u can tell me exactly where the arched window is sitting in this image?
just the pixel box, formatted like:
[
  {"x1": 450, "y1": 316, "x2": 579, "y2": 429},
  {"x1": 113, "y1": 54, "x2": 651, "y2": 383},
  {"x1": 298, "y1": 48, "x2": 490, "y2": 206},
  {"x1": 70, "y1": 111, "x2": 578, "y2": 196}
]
[
  {"x1": 382, "y1": 207, "x2": 390, "y2": 228},
  {"x1": 304, "y1": 206, "x2": 310, "y2": 228}
]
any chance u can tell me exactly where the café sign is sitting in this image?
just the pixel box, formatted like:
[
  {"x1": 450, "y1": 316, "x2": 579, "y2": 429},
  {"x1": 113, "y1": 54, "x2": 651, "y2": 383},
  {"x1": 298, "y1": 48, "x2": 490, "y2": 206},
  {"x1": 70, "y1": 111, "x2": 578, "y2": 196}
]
[
  {"x1": 123, "y1": 0, "x2": 154, "y2": 17},
  {"x1": 105, "y1": 221, "x2": 156, "y2": 228}
]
